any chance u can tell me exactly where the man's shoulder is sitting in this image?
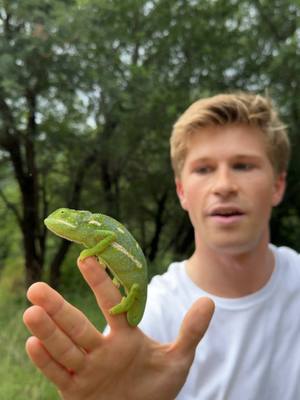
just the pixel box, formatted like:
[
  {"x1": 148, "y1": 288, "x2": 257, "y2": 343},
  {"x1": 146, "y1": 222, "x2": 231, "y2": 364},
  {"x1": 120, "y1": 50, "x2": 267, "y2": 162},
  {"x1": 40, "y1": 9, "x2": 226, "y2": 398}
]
[
  {"x1": 272, "y1": 244, "x2": 299, "y2": 265},
  {"x1": 149, "y1": 260, "x2": 185, "y2": 289},
  {"x1": 272, "y1": 244, "x2": 300, "y2": 285}
]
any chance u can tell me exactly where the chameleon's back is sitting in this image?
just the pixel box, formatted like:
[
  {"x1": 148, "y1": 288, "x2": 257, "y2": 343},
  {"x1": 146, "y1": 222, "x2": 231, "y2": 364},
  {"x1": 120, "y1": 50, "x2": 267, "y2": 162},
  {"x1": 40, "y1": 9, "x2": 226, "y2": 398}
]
[
  {"x1": 92, "y1": 213, "x2": 148, "y2": 326},
  {"x1": 44, "y1": 208, "x2": 148, "y2": 326}
]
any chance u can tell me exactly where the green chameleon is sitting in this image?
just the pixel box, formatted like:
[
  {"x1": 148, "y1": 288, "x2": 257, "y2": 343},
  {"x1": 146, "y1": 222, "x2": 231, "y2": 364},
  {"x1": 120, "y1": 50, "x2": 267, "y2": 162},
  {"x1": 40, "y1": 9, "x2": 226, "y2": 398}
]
[{"x1": 44, "y1": 208, "x2": 148, "y2": 326}]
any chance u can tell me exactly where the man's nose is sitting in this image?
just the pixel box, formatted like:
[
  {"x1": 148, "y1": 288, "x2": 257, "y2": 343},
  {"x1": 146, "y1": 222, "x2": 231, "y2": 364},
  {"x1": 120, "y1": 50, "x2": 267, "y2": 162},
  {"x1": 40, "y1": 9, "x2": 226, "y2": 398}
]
[{"x1": 211, "y1": 168, "x2": 238, "y2": 197}]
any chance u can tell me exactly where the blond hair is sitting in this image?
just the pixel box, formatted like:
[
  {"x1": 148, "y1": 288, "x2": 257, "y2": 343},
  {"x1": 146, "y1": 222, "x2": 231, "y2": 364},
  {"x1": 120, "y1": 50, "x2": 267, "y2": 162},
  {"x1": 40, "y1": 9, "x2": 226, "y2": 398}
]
[{"x1": 170, "y1": 92, "x2": 290, "y2": 177}]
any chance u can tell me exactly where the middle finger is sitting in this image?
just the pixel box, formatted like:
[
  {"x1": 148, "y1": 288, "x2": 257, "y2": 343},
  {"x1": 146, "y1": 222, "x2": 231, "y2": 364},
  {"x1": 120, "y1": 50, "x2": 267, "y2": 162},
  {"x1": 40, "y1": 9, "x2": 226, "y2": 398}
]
[
  {"x1": 27, "y1": 282, "x2": 102, "y2": 352},
  {"x1": 24, "y1": 305, "x2": 85, "y2": 373}
]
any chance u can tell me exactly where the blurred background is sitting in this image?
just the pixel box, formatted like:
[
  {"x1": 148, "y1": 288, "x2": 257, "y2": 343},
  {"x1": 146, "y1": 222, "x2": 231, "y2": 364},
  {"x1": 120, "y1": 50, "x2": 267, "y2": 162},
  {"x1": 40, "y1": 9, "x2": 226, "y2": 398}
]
[{"x1": 0, "y1": 0, "x2": 299, "y2": 398}]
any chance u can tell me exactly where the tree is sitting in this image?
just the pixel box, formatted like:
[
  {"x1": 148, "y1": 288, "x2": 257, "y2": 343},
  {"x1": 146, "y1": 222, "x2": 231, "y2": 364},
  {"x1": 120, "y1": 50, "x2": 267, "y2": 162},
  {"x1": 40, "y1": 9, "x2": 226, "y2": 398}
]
[
  {"x1": 0, "y1": 0, "x2": 92, "y2": 287},
  {"x1": 0, "y1": 0, "x2": 299, "y2": 290}
]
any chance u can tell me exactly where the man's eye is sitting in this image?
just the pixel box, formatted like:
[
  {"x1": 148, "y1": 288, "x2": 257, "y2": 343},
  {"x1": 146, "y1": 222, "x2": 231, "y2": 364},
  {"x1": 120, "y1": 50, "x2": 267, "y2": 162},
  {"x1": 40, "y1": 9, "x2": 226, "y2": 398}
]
[
  {"x1": 194, "y1": 166, "x2": 213, "y2": 174},
  {"x1": 234, "y1": 163, "x2": 254, "y2": 171}
]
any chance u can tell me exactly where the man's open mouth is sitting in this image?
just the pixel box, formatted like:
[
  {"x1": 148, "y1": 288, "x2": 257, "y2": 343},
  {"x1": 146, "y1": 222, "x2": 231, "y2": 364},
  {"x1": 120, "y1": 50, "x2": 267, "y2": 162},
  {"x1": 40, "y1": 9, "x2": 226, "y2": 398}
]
[
  {"x1": 208, "y1": 206, "x2": 245, "y2": 221},
  {"x1": 210, "y1": 209, "x2": 244, "y2": 217}
]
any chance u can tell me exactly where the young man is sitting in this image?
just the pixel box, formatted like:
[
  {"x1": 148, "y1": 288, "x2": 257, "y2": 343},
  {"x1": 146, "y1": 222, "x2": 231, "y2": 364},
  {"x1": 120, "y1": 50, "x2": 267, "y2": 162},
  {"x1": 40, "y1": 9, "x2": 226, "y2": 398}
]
[{"x1": 23, "y1": 92, "x2": 300, "y2": 400}]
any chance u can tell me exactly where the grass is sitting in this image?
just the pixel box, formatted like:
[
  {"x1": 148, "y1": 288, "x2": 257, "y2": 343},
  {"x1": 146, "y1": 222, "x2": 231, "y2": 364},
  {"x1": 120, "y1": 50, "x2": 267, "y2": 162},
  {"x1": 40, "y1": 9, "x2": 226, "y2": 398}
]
[{"x1": 0, "y1": 256, "x2": 107, "y2": 400}]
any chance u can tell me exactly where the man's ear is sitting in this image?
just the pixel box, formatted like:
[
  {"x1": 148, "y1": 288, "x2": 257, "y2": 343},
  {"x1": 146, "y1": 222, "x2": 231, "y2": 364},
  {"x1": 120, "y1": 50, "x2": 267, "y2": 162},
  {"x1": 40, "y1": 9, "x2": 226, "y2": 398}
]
[
  {"x1": 272, "y1": 172, "x2": 287, "y2": 207},
  {"x1": 175, "y1": 178, "x2": 188, "y2": 210}
]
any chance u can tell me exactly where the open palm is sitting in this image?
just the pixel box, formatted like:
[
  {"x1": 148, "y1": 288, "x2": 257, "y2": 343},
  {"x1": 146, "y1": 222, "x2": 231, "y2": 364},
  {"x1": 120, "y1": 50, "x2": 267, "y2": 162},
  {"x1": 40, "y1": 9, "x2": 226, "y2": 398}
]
[{"x1": 23, "y1": 257, "x2": 214, "y2": 400}]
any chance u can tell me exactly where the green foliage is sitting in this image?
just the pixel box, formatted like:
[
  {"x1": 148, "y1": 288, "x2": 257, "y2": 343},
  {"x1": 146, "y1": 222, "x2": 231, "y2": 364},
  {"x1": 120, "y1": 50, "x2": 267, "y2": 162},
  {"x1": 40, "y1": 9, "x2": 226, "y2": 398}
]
[
  {"x1": 0, "y1": 0, "x2": 299, "y2": 280},
  {"x1": 0, "y1": 297, "x2": 58, "y2": 399}
]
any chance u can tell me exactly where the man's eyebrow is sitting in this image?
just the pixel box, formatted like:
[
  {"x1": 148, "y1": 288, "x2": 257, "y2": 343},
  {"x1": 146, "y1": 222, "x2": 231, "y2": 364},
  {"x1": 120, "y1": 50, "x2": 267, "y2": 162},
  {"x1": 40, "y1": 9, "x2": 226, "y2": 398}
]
[
  {"x1": 191, "y1": 157, "x2": 212, "y2": 163},
  {"x1": 233, "y1": 154, "x2": 264, "y2": 161},
  {"x1": 191, "y1": 154, "x2": 263, "y2": 162},
  {"x1": 188, "y1": 157, "x2": 214, "y2": 167}
]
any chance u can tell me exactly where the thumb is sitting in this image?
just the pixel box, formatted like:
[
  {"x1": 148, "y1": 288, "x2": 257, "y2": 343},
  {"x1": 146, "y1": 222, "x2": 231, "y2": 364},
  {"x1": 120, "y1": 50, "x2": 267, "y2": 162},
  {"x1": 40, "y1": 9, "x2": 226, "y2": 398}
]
[{"x1": 174, "y1": 297, "x2": 215, "y2": 359}]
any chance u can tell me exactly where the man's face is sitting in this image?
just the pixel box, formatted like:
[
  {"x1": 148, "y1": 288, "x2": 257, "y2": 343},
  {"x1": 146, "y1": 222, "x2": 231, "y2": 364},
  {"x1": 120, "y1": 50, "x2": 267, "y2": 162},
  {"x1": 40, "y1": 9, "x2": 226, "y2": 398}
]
[{"x1": 176, "y1": 124, "x2": 286, "y2": 255}]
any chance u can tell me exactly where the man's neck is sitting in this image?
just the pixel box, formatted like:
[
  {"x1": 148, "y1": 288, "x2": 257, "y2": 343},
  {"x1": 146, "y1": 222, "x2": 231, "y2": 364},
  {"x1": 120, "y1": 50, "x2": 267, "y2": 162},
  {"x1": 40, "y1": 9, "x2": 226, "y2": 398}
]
[{"x1": 186, "y1": 238, "x2": 275, "y2": 298}]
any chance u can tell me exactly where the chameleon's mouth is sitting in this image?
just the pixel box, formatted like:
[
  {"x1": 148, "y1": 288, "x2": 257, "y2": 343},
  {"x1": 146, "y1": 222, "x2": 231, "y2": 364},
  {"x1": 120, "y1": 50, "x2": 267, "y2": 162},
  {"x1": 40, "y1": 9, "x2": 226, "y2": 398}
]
[
  {"x1": 44, "y1": 216, "x2": 54, "y2": 231},
  {"x1": 44, "y1": 217, "x2": 78, "y2": 239},
  {"x1": 44, "y1": 217, "x2": 76, "y2": 229}
]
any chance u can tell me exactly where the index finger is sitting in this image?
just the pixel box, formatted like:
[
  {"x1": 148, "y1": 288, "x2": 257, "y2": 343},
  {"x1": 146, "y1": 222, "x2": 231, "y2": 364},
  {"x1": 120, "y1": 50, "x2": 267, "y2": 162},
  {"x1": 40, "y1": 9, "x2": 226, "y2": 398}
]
[{"x1": 77, "y1": 257, "x2": 130, "y2": 331}]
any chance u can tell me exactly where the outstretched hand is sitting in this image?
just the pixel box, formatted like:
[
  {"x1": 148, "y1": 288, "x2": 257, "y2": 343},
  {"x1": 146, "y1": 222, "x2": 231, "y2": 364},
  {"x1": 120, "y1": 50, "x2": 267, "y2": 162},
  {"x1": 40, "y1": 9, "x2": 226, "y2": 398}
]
[{"x1": 23, "y1": 257, "x2": 214, "y2": 400}]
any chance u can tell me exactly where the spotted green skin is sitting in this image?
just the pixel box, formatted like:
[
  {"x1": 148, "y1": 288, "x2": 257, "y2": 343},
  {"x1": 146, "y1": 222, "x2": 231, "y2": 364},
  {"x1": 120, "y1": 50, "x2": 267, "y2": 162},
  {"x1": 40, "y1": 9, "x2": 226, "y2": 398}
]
[{"x1": 44, "y1": 208, "x2": 148, "y2": 326}]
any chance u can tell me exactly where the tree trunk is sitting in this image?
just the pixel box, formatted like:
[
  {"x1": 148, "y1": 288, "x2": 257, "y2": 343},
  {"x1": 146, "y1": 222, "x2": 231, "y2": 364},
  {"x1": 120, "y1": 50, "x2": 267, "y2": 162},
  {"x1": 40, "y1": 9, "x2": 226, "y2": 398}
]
[
  {"x1": 148, "y1": 191, "x2": 168, "y2": 262},
  {"x1": 25, "y1": 255, "x2": 43, "y2": 288},
  {"x1": 21, "y1": 182, "x2": 44, "y2": 287},
  {"x1": 49, "y1": 240, "x2": 71, "y2": 289},
  {"x1": 48, "y1": 151, "x2": 96, "y2": 288}
]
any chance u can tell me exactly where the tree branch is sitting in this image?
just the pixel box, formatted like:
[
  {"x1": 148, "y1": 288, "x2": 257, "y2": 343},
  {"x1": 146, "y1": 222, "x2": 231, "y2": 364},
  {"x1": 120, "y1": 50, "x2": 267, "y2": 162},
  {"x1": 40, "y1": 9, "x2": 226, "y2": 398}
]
[
  {"x1": 254, "y1": 0, "x2": 296, "y2": 42},
  {"x1": 0, "y1": 188, "x2": 23, "y2": 226},
  {"x1": 0, "y1": 87, "x2": 18, "y2": 149}
]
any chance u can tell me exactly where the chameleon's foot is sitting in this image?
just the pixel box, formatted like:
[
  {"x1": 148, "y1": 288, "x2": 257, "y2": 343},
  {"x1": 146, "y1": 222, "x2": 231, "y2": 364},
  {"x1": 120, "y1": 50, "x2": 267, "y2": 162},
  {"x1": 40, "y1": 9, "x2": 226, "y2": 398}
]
[
  {"x1": 109, "y1": 283, "x2": 140, "y2": 315},
  {"x1": 112, "y1": 276, "x2": 121, "y2": 288},
  {"x1": 79, "y1": 231, "x2": 117, "y2": 261},
  {"x1": 79, "y1": 248, "x2": 95, "y2": 260}
]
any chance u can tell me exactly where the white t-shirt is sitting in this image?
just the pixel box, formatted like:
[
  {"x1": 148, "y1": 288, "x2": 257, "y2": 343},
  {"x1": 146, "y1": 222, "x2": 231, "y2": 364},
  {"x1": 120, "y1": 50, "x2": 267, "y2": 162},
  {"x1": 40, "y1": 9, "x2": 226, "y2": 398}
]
[{"x1": 139, "y1": 245, "x2": 300, "y2": 400}]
